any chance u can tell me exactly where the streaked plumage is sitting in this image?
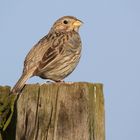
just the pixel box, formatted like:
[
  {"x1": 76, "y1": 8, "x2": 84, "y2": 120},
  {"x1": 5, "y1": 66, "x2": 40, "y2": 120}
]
[{"x1": 12, "y1": 16, "x2": 83, "y2": 93}]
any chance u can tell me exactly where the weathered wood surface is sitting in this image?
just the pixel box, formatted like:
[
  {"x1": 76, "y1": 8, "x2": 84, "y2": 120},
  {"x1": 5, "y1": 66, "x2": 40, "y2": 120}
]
[{"x1": 1, "y1": 82, "x2": 105, "y2": 140}]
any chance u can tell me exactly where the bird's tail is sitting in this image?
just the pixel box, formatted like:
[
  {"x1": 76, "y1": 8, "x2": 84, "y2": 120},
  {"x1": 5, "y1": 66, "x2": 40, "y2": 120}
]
[{"x1": 12, "y1": 73, "x2": 32, "y2": 94}]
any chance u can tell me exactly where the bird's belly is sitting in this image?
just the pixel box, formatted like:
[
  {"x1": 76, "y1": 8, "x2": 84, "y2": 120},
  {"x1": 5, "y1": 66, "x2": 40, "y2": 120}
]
[{"x1": 39, "y1": 53, "x2": 81, "y2": 81}]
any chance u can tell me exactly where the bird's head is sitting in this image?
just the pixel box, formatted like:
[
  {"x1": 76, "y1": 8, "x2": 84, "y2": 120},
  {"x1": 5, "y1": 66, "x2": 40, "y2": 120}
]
[{"x1": 51, "y1": 16, "x2": 83, "y2": 33}]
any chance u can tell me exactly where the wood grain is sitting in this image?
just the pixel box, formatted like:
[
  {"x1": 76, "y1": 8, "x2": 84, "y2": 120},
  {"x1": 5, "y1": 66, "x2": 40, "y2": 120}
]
[{"x1": 1, "y1": 82, "x2": 105, "y2": 140}]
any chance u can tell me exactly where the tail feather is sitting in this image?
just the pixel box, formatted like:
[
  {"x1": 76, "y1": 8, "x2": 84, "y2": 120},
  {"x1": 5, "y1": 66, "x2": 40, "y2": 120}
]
[{"x1": 12, "y1": 73, "x2": 31, "y2": 93}]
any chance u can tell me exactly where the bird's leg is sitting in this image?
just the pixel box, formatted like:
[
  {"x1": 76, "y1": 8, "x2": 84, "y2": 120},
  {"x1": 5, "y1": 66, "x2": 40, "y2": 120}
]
[
  {"x1": 46, "y1": 80, "x2": 52, "y2": 83},
  {"x1": 55, "y1": 80, "x2": 74, "y2": 84},
  {"x1": 39, "y1": 80, "x2": 52, "y2": 85}
]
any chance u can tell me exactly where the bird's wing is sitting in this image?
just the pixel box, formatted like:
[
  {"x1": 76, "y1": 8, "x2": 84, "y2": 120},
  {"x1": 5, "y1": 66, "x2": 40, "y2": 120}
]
[
  {"x1": 35, "y1": 34, "x2": 65, "y2": 74},
  {"x1": 36, "y1": 32, "x2": 81, "y2": 75}
]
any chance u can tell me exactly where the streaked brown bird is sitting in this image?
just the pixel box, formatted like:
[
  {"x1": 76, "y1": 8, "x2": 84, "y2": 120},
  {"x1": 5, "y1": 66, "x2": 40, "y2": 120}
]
[{"x1": 12, "y1": 16, "x2": 83, "y2": 93}]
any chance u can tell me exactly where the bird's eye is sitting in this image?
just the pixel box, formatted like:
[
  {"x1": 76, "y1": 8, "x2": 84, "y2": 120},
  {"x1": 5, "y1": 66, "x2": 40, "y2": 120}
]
[{"x1": 63, "y1": 20, "x2": 68, "y2": 24}]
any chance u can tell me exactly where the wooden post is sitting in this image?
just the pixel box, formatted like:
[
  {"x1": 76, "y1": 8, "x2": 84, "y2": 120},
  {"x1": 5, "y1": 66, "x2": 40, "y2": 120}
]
[{"x1": 0, "y1": 82, "x2": 105, "y2": 140}]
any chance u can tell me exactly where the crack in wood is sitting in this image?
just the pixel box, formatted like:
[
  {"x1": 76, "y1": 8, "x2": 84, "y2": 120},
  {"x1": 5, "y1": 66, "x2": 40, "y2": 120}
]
[
  {"x1": 45, "y1": 103, "x2": 53, "y2": 140},
  {"x1": 53, "y1": 85, "x2": 60, "y2": 140},
  {"x1": 34, "y1": 86, "x2": 40, "y2": 140}
]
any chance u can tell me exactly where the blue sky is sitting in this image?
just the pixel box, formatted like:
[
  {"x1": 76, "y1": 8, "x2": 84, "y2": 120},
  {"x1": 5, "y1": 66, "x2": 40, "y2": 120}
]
[{"x1": 0, "y1": 0, "x2": 140, "y2": 139}]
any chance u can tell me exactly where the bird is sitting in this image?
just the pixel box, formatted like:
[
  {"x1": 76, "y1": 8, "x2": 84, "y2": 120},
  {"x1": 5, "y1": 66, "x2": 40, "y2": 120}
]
[{"x1": 12, "y1": 16, "x2": 83, "y2": 93}]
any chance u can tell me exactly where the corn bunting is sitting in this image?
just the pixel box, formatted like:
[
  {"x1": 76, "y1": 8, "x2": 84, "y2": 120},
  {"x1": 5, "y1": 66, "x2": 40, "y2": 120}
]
[{"x1": 12, "y1": 16, "x2": 83, "y2": 93}]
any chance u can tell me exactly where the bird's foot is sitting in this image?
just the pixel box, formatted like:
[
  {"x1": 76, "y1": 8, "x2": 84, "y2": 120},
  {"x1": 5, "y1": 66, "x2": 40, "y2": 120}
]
[{"x1": 55, "y1": 80, "x2": 64, "y2": 83}]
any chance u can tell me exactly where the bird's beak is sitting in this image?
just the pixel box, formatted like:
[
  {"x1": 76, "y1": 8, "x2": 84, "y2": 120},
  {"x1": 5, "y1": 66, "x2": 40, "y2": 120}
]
[{"x1": 73, "y1": 19, "x2": 83, "y2": 27}]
